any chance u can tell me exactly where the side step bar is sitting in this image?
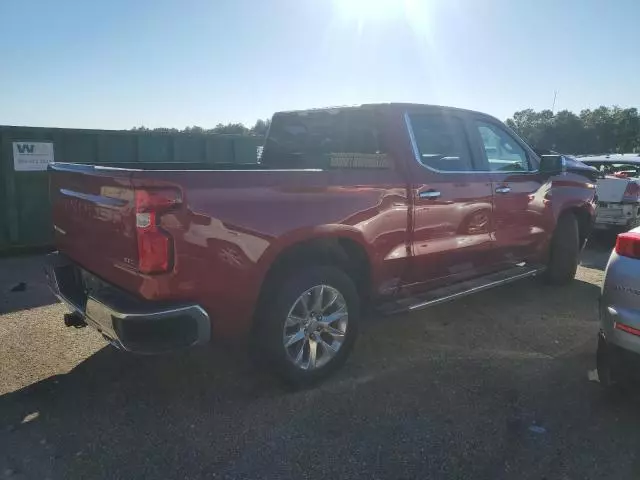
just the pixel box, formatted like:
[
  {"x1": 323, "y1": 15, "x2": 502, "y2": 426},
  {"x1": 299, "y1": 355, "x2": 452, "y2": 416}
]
[{"x1": 379, "y1": 264, "x2": 545, "y2": 316}]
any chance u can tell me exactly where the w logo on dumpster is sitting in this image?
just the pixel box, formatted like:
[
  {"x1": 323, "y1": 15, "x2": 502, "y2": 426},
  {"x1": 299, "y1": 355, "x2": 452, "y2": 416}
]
[
  {"x1": 16, "y1": 143, "x2": 35, "y2": 154},
  {"x1": 13, "y1": 141, "x2": 54, "y2": 171}
]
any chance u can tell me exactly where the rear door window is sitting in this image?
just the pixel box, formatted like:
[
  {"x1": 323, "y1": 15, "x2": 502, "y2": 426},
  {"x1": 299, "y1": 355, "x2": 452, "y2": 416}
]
[{"x1": 406, "y1": 113, "x2": 475, "y2": 172}]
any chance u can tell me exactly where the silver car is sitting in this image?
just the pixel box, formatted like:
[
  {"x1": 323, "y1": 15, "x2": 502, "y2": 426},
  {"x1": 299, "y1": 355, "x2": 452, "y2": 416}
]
[{"x1": 597, "y1": 227, "x2": 640, "y2": 386}]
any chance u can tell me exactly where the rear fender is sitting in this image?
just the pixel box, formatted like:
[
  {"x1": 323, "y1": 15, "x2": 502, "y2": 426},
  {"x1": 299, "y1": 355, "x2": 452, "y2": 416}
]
[{"x1": 254, "y1": 225, "x2": 378, "y2": 294}]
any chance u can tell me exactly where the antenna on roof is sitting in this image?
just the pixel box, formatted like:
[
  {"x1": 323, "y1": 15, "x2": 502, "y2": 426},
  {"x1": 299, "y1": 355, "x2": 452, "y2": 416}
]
[{"x1": 552, "y1": 90, "x2": 558, "y2": 114}]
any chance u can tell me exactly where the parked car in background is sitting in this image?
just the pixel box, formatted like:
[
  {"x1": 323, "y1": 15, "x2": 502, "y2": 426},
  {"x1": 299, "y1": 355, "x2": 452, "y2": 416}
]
[
  {"x1": 597, "y1": 227, "x2": 640, "y2": 387},
  {"x1": 45, "y1": 103, "x2": 597, "y2": 385},
  {"x1": 580, "y1": 155, "x2": 640, "y2": 232}
]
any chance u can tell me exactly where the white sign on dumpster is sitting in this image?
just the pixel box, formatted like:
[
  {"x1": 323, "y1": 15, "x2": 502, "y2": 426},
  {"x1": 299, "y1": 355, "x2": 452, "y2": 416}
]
[{"x1": 13, "y1": 141, "x2": 55, "y2": 171}]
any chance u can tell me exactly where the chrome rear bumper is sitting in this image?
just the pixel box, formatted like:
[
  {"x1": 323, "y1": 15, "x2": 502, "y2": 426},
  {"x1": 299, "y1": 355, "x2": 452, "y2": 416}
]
[{"x1": 45, "y1": 252, "x2": 211, "y2": 354}]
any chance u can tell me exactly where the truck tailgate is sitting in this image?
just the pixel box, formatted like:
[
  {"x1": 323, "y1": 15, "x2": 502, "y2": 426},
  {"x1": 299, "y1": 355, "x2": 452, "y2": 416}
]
[
  {"x1": 596, "y1": 178, "x2": 630, "y2": 203},
  {"x1": 49, "y1": 164, "x2": 139, "y2": 290}
]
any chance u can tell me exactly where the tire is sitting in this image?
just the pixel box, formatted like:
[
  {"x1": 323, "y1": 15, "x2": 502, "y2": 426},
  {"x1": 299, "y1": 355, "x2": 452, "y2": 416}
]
[
  {"x1": 254, "y1": 266, "x2": 360, "y2": 386},
  {"x1": 545, "y1": 212, "x2": 580, "y2": 285}
]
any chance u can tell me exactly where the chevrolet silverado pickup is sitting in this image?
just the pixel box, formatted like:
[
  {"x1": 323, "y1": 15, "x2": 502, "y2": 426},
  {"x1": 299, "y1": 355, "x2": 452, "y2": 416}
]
[{"x1": 46, "y1": 103, "x2": 597, "y2": 384}]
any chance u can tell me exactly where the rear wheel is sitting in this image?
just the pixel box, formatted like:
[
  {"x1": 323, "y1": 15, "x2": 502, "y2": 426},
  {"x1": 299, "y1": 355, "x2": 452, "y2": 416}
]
[
  {"x1": 545, "y1": 212, "x2": 580, "y2": 285},
  {"x1": 255, "y1": 266, "x2": 360, "y2": 386}
]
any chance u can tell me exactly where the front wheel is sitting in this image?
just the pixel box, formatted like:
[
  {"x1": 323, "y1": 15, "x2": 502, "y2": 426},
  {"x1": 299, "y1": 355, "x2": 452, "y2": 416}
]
[
  {"x1": 255, "y1": 266, "x2": 360, "y2": 386},
  {"x1": 545, "y1": 212, "x2": 580, "y2": 285}
]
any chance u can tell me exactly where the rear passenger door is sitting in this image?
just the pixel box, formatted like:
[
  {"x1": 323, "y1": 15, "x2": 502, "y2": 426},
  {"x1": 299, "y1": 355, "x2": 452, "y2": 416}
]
[
  {"x1": 468, "y1": 117, "x2": 548, "y2": 265},
  {"x1": 403, "y1": 110, "x2": 498, "y2": 291}
]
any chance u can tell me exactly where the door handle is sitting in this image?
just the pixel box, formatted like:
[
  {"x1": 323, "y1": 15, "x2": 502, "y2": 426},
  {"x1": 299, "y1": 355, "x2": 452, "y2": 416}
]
[
  {"x1": 495, "y1": 186, "x2": 511, "y2": 194},
  {"x1": 419, "y1": 189, "x2": 441, "y2": 199}
]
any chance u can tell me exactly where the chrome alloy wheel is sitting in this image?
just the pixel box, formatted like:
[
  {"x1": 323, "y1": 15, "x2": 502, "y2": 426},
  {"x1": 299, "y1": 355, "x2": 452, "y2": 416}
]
[{"x1": 282, "y1": 285, "x2": 348, "y2": 370}]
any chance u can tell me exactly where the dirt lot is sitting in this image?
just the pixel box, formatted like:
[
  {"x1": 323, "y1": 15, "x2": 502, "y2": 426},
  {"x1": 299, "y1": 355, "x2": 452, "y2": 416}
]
[{"x1": 1, "y1": 239, "x2": 639, "y2": 479}]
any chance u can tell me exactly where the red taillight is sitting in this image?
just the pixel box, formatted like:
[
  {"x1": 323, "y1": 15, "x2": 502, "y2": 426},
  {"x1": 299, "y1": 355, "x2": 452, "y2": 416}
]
[
  {"x1": 615, "y1": 321, "x2": 640, "y2": 337},
  {"x1": 623, "y1": 182, "x2": 640, "y2": 202},
  {"x1": 135, "y1": 188, "x2": 181, "y2": 274},
  {"x1": 615, "y1": 232, "x2": 640, "y2": 259}
]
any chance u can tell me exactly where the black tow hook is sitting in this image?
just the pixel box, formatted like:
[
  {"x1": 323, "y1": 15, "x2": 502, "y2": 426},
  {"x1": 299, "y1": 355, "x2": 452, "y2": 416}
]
[{"x1": 64, "y1": 312, "x2": 87, "y2": 328}]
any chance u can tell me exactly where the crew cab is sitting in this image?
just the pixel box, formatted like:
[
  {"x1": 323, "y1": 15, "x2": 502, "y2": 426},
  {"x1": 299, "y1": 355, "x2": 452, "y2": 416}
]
[{"x1": 46, "y1": 104, "x2": 597, "y2": 384}]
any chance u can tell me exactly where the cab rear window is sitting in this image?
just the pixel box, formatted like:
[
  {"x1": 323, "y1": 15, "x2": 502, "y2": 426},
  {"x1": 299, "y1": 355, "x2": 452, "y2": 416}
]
[{"x1": 261, "y1": 110, "x2": 388, "y2": 169}]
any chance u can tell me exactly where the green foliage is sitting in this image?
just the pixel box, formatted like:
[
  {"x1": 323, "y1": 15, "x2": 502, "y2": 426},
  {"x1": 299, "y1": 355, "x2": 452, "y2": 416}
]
[
  {"x1": 130, "y1": 118, "x2": 270, "y2": 137},
  {"x1": 506, "y1": 106, "x2": 640, "y2": 154},
  {"x1": 251, "y1": 118, "x2": 271, "y2": 136}
]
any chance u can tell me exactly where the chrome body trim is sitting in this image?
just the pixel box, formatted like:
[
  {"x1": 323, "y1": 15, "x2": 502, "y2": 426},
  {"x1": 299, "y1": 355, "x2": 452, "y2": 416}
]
[
  {"x1": 59, "y1": 188, "x2": 128, "y2": 207},
  {"x1": 44, "y1": 253, "x2": 211, "y2": 354},
  {"x1": 407, "y1": 268, "x2": 542, "y2": 312},
  {"x1": 418, "y1": 190, "x2": 441, "y2": 199}
]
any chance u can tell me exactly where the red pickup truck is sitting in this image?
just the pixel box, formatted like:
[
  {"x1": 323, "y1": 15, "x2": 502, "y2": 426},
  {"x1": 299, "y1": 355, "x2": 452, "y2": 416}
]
[{"x1": 46, "y1": 103, "x2": 597, "y2": 384}]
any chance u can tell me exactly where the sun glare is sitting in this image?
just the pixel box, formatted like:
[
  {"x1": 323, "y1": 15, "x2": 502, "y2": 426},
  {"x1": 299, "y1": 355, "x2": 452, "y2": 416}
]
[{"x1": 333, "y1": 0, "x2": 415, "y2": 22}]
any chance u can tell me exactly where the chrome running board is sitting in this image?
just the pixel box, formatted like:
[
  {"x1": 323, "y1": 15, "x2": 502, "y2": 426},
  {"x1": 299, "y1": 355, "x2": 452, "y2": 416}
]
[{"x1": 380, "y1": 265, "x2": 544, "y2": 316}]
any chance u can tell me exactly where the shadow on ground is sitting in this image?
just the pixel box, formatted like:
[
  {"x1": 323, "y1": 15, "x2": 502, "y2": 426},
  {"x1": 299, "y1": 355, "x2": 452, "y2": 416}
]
[
  {"x1": 0, "y1": 342, "x2": 286, "y2": 478},
  {"x1": 581, "y1": 234, "x2": 616, "y2": 271},
  {"x1": 3, "y1": 274, "x2": 635, "y2": 479},
  {"x1": 0, "y1": 255, "x2": 58, "y2": 314}
]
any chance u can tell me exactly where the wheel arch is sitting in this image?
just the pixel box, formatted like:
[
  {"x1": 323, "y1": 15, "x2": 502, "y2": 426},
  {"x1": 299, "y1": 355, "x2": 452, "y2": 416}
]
[
  {"x1": 254, "y1": 229, "x2": 373, "y2": 323},
  {"x1": 562, "y1": 205, "x2": 593, "y2": 247}
]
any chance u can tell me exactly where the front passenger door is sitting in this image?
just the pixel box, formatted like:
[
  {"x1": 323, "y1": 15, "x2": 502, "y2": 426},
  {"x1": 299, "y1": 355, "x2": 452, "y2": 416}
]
[
  {"x1": 470, "y1": 118, "x2": 548, "y2": 265},
  {"x1": 404, "y1": 111, "x2": 497, "y2": 292}
]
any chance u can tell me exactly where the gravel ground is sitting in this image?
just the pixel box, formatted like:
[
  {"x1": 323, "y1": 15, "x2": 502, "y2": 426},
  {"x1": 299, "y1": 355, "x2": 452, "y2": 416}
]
[{"x1": 1, "y1": 239, "x2": 639, "y2": 479}]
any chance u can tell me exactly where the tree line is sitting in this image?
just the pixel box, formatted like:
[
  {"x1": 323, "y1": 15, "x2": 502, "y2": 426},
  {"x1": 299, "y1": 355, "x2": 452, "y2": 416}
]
[
  {"x1": 505, "y1": 106, "x2": 640, "y2": 155},
  {"x1": 132, "y1": 105, "x2": 640, "y2": 155},
  {"x1": 131, "y1": 118, "x2": 271, "y2": 136}
]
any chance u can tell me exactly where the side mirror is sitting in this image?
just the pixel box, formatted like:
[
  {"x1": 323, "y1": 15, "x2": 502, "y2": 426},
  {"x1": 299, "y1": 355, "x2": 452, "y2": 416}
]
[{"x1": 539, "y1": 155, "x2": 566, "y2": 175}]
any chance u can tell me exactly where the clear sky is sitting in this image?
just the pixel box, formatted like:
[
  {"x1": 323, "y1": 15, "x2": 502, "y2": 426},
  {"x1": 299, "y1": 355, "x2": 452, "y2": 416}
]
[{"x1": 1, "y1": 0, "x2": 638, "y2": 130}]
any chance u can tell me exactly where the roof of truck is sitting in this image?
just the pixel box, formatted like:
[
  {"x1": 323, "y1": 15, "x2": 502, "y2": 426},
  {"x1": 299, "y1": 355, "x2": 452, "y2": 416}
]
[{"x1": 275, "y1": 103, "x2": 501, "y2": 121}]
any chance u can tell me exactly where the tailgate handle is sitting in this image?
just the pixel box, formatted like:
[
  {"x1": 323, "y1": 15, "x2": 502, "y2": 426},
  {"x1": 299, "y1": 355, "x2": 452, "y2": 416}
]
[{"x1": 59, "y1": 188, "x2": 128, "y2": 207}]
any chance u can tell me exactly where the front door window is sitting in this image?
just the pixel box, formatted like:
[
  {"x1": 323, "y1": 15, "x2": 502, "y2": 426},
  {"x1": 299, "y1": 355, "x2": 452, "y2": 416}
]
[{"x1": 476, "y1": 121, "x2": 531, "y2": 172}]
